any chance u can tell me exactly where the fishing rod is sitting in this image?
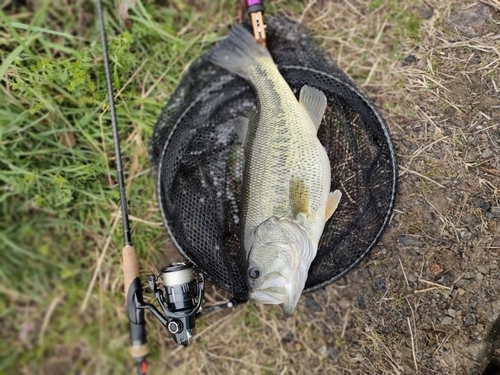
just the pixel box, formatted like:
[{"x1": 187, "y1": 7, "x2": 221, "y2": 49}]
[
  {"x1": 96, "y1": 0, "x2": 208, "y2": 373},
  {"x1": 96, "y1": 0, "x2": 265, "y2": 372},
  {"x1": 96, "y1": 1, "x2": 148, "y2": 373}
]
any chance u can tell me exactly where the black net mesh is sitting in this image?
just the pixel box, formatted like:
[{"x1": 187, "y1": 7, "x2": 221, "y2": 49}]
[{"x1": 150, "y1": 16, "x2": 397, "y2": 301}]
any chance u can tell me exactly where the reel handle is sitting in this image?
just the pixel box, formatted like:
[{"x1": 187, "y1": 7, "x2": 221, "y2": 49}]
[{"x1": 123, "y1": 246, "x2": 149, "y2": 367}]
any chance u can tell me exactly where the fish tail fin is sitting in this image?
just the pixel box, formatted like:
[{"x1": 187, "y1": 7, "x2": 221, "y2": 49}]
[{"x1": 207, "y1": 24, "x2": 271, "y2": 79}]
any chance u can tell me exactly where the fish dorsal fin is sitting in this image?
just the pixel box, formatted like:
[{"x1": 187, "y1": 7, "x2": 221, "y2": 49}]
[
  {"x1": 325, "y1": 190, "x2": 342, "y2": 220},
  {"x1": 233, "y1": 116, "x2": 249, "y2": 146},
  {"x1": 299, "y1": 85, "x2": 327, "y2": 131},
  {"x1": 289, "y1": 177, "x2": 310, "y2": 220}
]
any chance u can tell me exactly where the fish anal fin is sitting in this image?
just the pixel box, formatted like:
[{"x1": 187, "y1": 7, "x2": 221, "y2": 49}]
[
  {"x1": 233, "y1": 116, "x2": 249, "y2": 146},
  {"x1": 290, "y1": 177, "x2": 310, "y2": 219},
  {"x1": 325, "y1": 190, "x2": 342, "y2": 220},
  {"x1": 299, "y1": 85, "x2": 327, "y2": 131}
]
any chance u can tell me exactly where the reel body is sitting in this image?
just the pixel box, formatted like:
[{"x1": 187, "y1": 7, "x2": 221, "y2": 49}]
[{"x1": 135, "y1": 263, "x2": 204, "y2": 347}]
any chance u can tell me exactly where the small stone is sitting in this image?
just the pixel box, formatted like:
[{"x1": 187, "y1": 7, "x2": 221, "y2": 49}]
[
  {"x1": 490, "y1": 207, "x2": 500, "y2": 218},
  {"x1": 402, "y1": 54, "x2": 416, "y2": 66},
  {"x1": 463, "y1": 271, "x2": 475, "y2": 279},
  {"x1": 458, "y1": 288, "x2": 466, "y2": 296},
  {"x1": 459, "y1": 231, "x2": 473, "y2": 241},
  {"x1": 429, "y1": 263, "x2": 444, "y2": 276},
  {"x1": 282, "y1": 330, "x2": 294, "y2": 343},
  {"x1": 474, "y1": 199, "x2": 491, "y2": 211},
  {"x1": 393, "y1": 213, "x2": 401, "y2": 222},
  {"x1": 456, "y1": 279, "x2": 469, "y2": 287},
  {"x1": 447, "y1": 3, "x2": 493, "y2": 38},
  {"x1": 356, "y1": 295, "x2": 367, "y2": 310},
  {"x1": 402, "y1": 139, "x2": 418, "y2": 151},
  {"x1": 464, "y1": 313, "x2": 477, "y2": 327},
  {"x1": 328, "y1": 347, "x2": 340, "y2": 360},
  {"x1": 469, "y1": 54, "x2": 482, "y2": 65},
  {"x1": 476, "y1": 273, "x2": 484, "y2": 281},
  {"x1": 481, "y1": 148, "x2": 494, "y2": 159},
  {"x1": 486, "y1": 211, "x2": 494, "y2": 219},
  {"x1": 408, "y1": 273, "x2": 417, "y2": 283},
  {"x1": 441, "y1": 316, "x2": 453, "y2": 325},
  {"x1": 415, "y1": 197, "x2": 425, "y2": 206},
  {"x1": 338, "y1": 298, "x2": 351, "y2": 309},
  {"x1": 418, "y1": 6, "x2": 434, "y2": 19},
  {"x1": 477, "y1": 266, "x2": 489, "y2": 274},
  {"x1": 399, "y1": 182, "x2": 408, "y2": 194},
  {"x1": 375, "y1": 277, "x2": 387, "y2": 292},
  {"x1": 437, "y1": 273, "x2": 451, "y2": 285},
  {"x1": 452, "y1": 119, "x2": 465, "y2": 128},
  {"x1": 305, "y1": 296, "x2": 322, "y2": 312},
  {"x1": 399, "y1": 235, "x2": 424, "y2": 247},
  {"x1": 474, "y1": 198, "x2": 484, "y2": 207},
  {"x1": 448, "y1": 309, "x2": 457, "y2": 318}
]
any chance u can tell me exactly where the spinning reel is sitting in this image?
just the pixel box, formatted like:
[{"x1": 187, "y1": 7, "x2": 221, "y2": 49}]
[{"x1": 127, "y1": 262, "x2": 204, "y2": 350}]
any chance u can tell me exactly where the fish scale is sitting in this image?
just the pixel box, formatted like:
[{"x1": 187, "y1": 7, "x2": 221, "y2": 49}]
[{"x1": 241, "y1": 59, "x2": 331, "y2": 253}]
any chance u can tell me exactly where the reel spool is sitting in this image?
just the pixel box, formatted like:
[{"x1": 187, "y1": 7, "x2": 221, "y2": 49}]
[{"x1": 150, "y1": 16, "x2": 398, "y2": 301}]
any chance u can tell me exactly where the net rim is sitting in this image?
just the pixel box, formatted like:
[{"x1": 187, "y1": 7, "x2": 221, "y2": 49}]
[{"x1": 155, "y1": 64, "x2": 398, "y2": 295}]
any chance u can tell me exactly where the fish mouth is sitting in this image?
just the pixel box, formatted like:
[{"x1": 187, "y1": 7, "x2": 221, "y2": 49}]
[
  {"x1": 250, "y1": 289, "x2": 286, "y2": 304},
  {"x1": 247, "y1": 263, "x2": 307, "y2": 316},
  {"x1": 249, "y1": 272, "x2": 288, "y2": 305},
  {"x1": 249, "y1": 288, "x2": 299, "y2": 317}
]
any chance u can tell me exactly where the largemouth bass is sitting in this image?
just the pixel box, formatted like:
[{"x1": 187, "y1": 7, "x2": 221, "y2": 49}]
[{"x1": 208, "y1": 25, "x2": 341, "y2": 316}]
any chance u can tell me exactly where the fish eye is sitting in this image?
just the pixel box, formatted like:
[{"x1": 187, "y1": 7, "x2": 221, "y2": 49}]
[{"x1": 248, "y1": 267, "x2": 260, "y2": 280}]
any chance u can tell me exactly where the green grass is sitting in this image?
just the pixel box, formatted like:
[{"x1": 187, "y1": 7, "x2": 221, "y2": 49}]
[{"x1": 0, "y1": 0, "x2": 238, "y2": 373}]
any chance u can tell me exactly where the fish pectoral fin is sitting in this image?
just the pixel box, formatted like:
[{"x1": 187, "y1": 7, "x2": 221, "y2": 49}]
[
  {"x1": 233, "y1": 116, "x2": 249, "y2": 146},
  {"x1": 289, "y1": 177, "x2": 310, "y2": 219},
  {"x1": 325, "y1": 190, "x2": 342, "y2": 220},
  {"x1": 299, "y1": 85, "x2": 327, "y2": 131}
]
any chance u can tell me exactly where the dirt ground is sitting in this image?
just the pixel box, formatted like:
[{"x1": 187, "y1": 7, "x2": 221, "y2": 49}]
[{"x1": 150, "y1": 1, "x2": 500, "y2": 375}]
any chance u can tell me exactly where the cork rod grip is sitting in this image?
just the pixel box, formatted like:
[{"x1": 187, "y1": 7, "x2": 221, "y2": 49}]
[
  {"x1": 130, "y1": 344, "x2": 149, "y2": 359},
  {"x1": 123, "y1": 245, "x2": 139, "y2": 294},
  {"x1": 122, "y1": 245, "x2": 149, "y2": 361}
]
